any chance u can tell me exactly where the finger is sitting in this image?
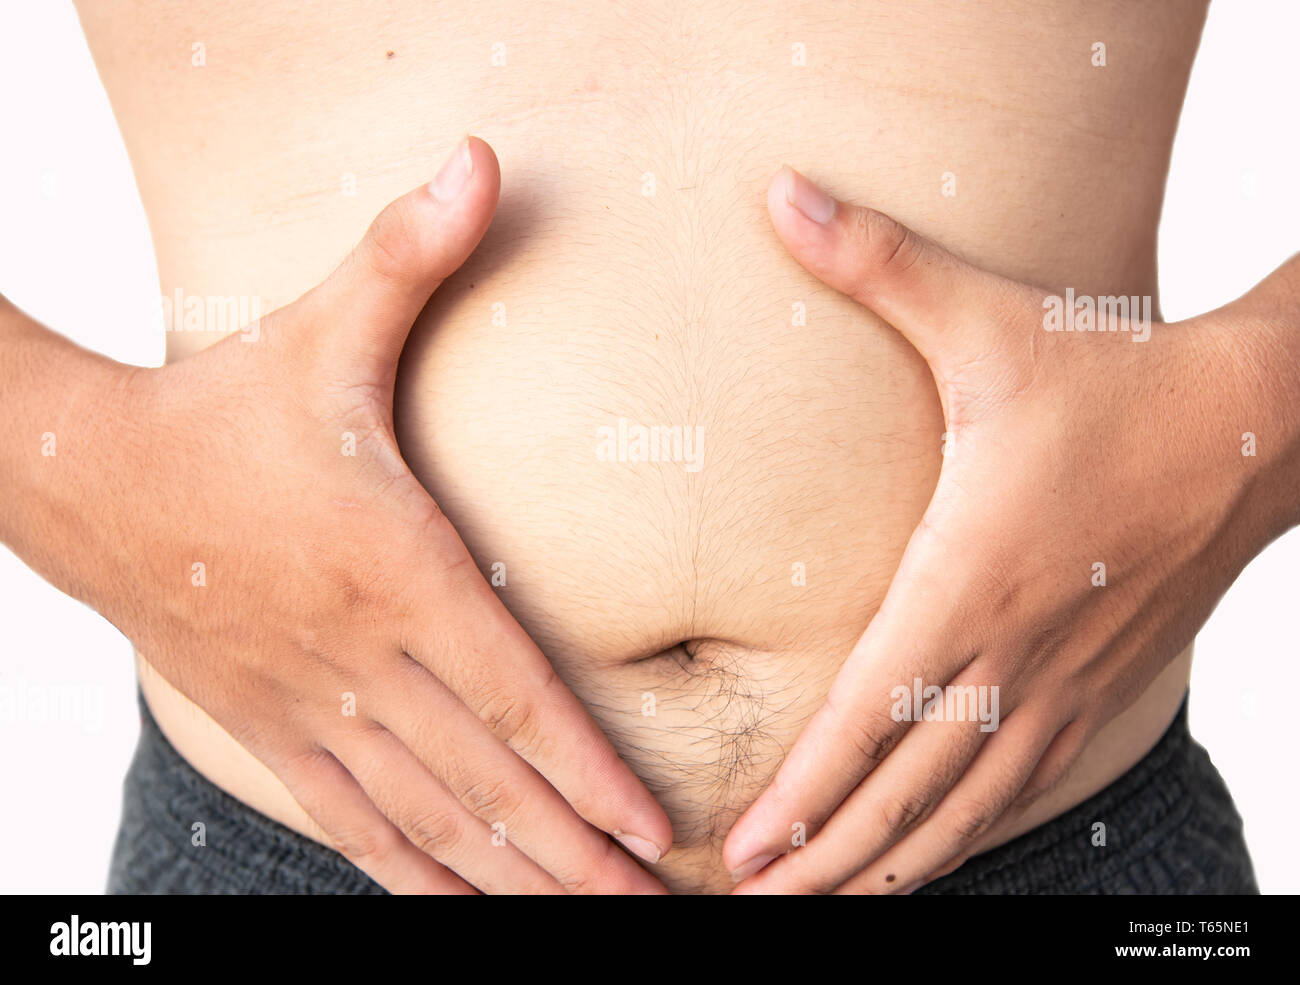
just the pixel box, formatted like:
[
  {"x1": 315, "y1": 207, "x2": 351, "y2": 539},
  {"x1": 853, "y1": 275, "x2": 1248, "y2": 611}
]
[
  {"x1": 299, "y1": 136, "x2": 501, "y2": 385},
  {"x1": 723, "y1": 514, "x2": 974, "y2": 880},
  {"x1": 999, "y1": 717, "x2": 1093, "y2": 829},
  {"x1": 333, "y1": 724, "x2": 566, "y2": 895},
  {"x1": 400, "y1": 542, "x2": 675, "y2": 865},
  {"x1": 731, "y1": 690, "x2": 995, "y2": 895},
  {"x1": 767, "y1": 165, "x2": 1031, "y2": 375},
  {"x1": 376, "y1": 654, "x2": 668, "y2": 894},
  {"x1": 275, "y1": 745, "x2": 478, "y2": 895},
  {"x1": 835, "y1": 709, "x2": 1058, "y2": 895}
]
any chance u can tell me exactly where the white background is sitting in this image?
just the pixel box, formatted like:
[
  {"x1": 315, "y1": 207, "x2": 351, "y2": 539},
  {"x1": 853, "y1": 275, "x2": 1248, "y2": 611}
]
[{"x1": 1, "y1": 1, "x2": 1296, "y2": 893}]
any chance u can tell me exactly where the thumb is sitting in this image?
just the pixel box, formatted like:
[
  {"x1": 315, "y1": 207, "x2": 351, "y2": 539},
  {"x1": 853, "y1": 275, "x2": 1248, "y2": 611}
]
[
  {"x1": 768, "y1": 165, "x2": 1026, "y2": 374},
  {"x1": 300, "y1": 136, "x2": 501, "y2": 384}
]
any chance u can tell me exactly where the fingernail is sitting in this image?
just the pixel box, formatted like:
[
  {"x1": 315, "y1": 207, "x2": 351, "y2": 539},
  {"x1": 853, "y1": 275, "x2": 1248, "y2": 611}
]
[
  {"x1": 782, "y1": 165, "x2": 836, "y2": 224},
  {"x1": 614, "y1": 832, "x2": 663, "y2": 865},
  {"x1": 430, "y1": 137, "x2": 474, "y2": 202},
  {"x1": 730, "y1": 853, "x2": 777, "y2": 883}
]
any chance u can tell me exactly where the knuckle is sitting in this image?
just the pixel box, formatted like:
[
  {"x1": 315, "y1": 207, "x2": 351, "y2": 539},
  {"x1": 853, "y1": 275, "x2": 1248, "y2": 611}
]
[
  {"x1": 877, "y1": 792, "x2": 934, "y2": 837},
  {"x1": 845, "y1": 710, "x2": 900, "y2": 771},
  {"x1": 946, "y1": 798, "x2": 996, "y2": 845},
  {"x1": 404, "y1": 807, "x2": 464, "y2": 860},
  {"x1": 331, "y1": 823, "x2": 391, "y2": 867},
  {"x1": 476, "y1": 685, "x2": 542, "y2": 751},
  {"x1": 857, "y1": 208, "x2": 925, "y2": 281},
  {"x1": 458, "y1": 774, "x2": 522, "y2": 828},
  {"x1": 558, "y1": 865, "x2": 609, "y2": 896},
  {"x1": 359, "y1": 201, "x2": 418, "y2": 285}
]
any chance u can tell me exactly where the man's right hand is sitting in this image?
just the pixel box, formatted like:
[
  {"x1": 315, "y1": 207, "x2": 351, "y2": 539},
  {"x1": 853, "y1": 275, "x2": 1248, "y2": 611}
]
[{"x1": 9, "y1": 137, "x2": 671, "y2": 893}]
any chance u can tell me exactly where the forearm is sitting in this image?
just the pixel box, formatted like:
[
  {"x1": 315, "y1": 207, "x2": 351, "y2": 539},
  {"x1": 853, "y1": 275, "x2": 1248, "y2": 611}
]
[{"x1": 0, "y1": 295, "x2": 138, "y2": 612}]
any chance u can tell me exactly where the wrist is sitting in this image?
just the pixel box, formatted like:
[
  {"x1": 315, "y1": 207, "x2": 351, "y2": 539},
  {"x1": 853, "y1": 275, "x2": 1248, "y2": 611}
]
[
  {"x1": 0, "y1": 299, "x2": 143, "y2": 608},
  {"x1": 1221, "y1": 256, "x2": 1300, "y2": 542}
]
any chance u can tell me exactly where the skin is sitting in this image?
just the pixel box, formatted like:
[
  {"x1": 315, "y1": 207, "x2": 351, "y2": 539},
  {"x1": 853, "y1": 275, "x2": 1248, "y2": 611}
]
[
  {"x1": 6, "y1": 0, "x2": 1276, "y2": 895},
  {"x1": 724, "y1": 166, "x2": 1300, "y2": 893},
  {"x1": 0, "y1": 137, "x2": 672, "y2": 894}
]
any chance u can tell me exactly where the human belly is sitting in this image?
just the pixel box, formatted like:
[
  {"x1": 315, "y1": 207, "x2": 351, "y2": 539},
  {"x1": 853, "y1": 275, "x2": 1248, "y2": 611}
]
[{"x1": 83, "y1": 0, "x2": 1206, "y2": 893}]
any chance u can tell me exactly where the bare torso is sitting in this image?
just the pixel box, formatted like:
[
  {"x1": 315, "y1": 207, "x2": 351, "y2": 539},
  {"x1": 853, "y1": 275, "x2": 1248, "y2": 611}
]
[{"x1": 77, "y1": 0, "x2": 1205, "y2": 892}]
